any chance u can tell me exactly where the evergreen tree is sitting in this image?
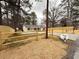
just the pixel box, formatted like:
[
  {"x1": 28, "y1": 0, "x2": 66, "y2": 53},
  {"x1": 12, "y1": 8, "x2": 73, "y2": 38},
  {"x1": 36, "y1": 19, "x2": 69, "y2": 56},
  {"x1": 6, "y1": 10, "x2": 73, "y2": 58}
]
[
  {"x1": 0, "y1": 2, "x2": 2, "y2": 25},
  {"x1": 72, "y1": 0, "x2": 79, "y2": 20},
  {"x1": 0, "y1": 0, "x2": 32, "y2": 31},
  {"x1": 31, "y1": 12, "x2": 37, "y2": 25}
]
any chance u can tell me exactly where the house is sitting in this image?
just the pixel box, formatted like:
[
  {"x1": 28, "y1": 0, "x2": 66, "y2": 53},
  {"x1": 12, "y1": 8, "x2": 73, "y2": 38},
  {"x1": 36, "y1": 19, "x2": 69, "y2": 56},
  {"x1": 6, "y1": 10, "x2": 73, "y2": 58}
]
[{"x1": 23, "y1": 25, "x2": 45, "y2": 32}]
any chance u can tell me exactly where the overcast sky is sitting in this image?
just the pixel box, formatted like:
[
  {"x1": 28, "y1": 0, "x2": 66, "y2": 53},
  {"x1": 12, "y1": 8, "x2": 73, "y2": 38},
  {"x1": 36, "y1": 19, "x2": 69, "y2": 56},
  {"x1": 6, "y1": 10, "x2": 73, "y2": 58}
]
[{"x1": 30, "y1": 0, "x2": 61, "y2": 25}]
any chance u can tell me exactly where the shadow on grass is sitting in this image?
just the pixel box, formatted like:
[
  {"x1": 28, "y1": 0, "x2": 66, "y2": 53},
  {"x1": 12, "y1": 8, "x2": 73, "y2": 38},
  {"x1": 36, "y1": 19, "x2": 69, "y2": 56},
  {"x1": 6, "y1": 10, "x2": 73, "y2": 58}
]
[
  {"x1": 7, "y1": 40, "x2": 32, "y2": 48},
  {"x1": 0, "y1": 40, "x2": 32, "y2": 51},
  {"x1": 3, "y1": 38, "x2": 21, "y2": 44},
  {"x1": 9, "y1": 33, "x2": 22, "y2": 37}
]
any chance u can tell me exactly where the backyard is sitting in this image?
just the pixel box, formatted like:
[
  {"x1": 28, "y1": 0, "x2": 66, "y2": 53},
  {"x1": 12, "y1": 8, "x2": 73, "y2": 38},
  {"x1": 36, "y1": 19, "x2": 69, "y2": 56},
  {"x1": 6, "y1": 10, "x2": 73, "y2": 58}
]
[
  {"x1": 0, "y1": 0, "x2": 79, "y2": 59},
  {"x1": 1, "y1": 25, "x2": 79, "y2": 59},
  {"x1": 0, "y1": 26, "x2": 69, "y2": 59}
]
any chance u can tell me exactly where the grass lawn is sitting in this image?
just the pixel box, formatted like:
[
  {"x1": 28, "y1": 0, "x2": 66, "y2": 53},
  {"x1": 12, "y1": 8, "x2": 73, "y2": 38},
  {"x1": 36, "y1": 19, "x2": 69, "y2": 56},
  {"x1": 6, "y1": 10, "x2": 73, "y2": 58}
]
[
  {"x1": 0, "y1": 26, "x2": 75, "y2": 59},
  {"x1": 0, "y1": 35, "x2": 68, "y2": 59},
  {"x1": 0, "y1": 27, "x2": 68, "y2": 59},
  {"x1": 48, "y1": 27, "x2": 79, "y2": 34}
]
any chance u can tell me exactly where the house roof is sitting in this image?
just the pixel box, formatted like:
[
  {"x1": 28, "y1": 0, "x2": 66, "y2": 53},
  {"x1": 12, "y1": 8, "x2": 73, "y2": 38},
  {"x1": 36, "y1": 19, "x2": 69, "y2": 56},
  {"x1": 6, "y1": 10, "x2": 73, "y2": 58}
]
[{"x1": 24, "y1": 25, "x2": 45, "y2": 28}]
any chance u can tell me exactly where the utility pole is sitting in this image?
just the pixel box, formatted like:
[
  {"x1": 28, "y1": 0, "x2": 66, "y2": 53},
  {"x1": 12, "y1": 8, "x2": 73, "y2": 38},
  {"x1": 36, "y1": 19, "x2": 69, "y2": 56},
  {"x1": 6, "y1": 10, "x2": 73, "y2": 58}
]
[
  {"x1": 46, "y1": 0, "x2": 49, "y2": 39},
  {"x1": 35, "y1": 0, "x2": 49, "y2": 39}
]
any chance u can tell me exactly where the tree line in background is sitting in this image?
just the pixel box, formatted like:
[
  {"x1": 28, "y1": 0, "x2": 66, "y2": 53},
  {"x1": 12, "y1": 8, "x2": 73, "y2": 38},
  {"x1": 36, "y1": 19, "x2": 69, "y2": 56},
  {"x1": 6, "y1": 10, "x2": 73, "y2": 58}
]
[
  {"x1": 59, "y1": 0, "x2": 79, "y2": 28},
  {"x1": 43, "y1": 0, "x2": 79, "y2": 29},
  {"x1": 0, "y1": 0, "x2": 79, "y2": 32},
  {"x1": 0, "y1": 0, "x2": 37, "y2": 32}
]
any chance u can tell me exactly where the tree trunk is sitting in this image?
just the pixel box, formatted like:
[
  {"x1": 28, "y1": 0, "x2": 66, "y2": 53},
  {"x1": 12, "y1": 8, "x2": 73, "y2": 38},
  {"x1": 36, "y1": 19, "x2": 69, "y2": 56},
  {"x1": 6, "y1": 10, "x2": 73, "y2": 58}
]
[
  {"x1": 52, "y1": 9, "x2": 55, "y2": 27},
  {"x1": 67, "y1": 0, "x2": 70, "y2": 18},
  {"x1": 0, "y1": 3, "x2": 2, "y2": 25},
  {"x1": 5, "y1": 2, "x2": 9, "y2": 25},
  {"x1": 46, "y1": 0, "x2": 49, "y2": 39}
]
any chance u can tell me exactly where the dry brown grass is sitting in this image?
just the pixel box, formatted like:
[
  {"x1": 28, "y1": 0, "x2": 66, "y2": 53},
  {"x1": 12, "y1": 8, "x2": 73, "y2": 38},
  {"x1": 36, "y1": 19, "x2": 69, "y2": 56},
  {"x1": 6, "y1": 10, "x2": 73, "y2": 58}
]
[
  {"x1": 48, "y1": 27, "x2": 79, "y2": 34},
  {"x1": 0, "y1": 27, "x2": 68, "y2": 59},
  {"x1": 0, "y1": 26, "x2": 69, "y2": 59},
  {"x1": 0, "y1": 38, "x2": 68, "y2": 59},
  {"x1": 0, "y1": 25, "x2": 15, "y2": 45},
  {"x1": 0, "y1": 25, "x2": 14, "y2": 39},
  {"x1": 0, "y1": 26, "x2": 14, "y2": 33}
]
